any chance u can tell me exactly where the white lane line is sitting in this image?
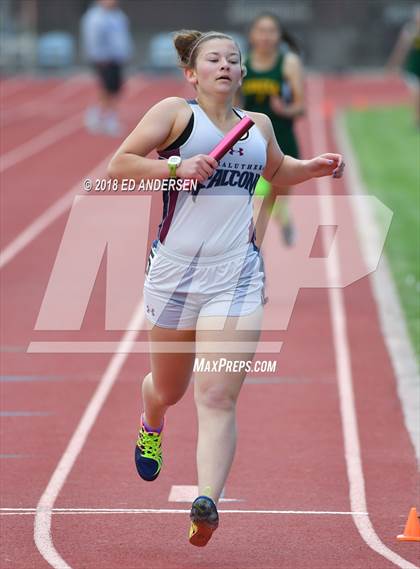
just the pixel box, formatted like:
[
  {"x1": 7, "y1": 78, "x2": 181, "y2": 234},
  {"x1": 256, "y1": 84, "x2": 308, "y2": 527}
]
[
  {"x1": 1, "y1": 77, "x2": 92, "y2": 127},
  {"x1": 0, "y1": 76, "x2": 147, "y2": 173},
  {"x1": 0, "y1": 155, "x2": 111, "y2": 269},
  {"x1": 8, "y1": 81, "x2": 151, "y2": 569},
  {"x1": 34, "y1": 300, "x2": 145, "y2": 569},
  {"x1": 0, "y1": 79, "x2": 150, "y2": 270},
  {"x1": 5, "y1": 507, "x2": 368, "y2": 515},
  {"x1": 308, "y1": 75, "x2": 418, "y2": 569},
  {"x1": 333, "y1": 112, "x2": 420, "y2": 464},
  {"x1": 2, "y1": 75, "x2": 146, "y2": 127},
  {"x1": 0, "y1": 111, "x2": 84, "y2": 173}
]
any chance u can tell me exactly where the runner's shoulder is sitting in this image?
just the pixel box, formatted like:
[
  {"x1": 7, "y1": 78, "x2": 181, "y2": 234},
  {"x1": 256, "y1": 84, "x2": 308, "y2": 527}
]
[
  {"x1": 152, "y1": 97, "x2": 191, "y2": 114},
  {"x1": 145, "y1": 97, "x2": 191, "y2": 128},
  {"x1": 243, "y1": 111, "x2": 273, "y2": 142}
]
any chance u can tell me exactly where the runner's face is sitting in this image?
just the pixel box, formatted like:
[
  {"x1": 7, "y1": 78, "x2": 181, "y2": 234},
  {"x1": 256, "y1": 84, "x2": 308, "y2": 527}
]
[
  {"x1": 191, "y1": 39, "x2": 242, "y2": 95},
  {"x1": 249, "y1": 17, "x2": 281, "y2": 53}
]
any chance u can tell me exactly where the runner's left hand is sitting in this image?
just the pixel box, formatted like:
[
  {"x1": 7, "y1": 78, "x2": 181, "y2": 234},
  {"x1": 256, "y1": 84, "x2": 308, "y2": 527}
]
[{"x1": 307, "y1": 153, "x2": 345, "y2": 178}]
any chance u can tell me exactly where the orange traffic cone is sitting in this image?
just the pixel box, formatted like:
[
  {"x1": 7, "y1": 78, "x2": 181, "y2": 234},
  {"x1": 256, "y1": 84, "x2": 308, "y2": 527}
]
[{"x1": 397, "y1": 507, "x2": 420, "y2": 541}]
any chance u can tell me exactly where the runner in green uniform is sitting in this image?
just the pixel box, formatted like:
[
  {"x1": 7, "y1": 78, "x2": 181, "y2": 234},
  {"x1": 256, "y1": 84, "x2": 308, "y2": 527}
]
[
  {"x1": 242, "y1": 12, "x2": 305, "y2": 245},
  {"x1": 388, "y1": 5, "x2": 420, "y2": 127}
]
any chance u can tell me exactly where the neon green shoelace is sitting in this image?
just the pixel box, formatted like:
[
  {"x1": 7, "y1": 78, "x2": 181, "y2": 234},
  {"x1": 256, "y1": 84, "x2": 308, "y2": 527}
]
[{"x1": 136, "y1": 428, "x2": 162, "y2": 460}]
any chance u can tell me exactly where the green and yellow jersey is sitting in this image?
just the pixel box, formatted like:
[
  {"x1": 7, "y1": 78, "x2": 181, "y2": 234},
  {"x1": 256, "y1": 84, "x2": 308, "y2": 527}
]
[{"x1": 242, "y1": 52, "x2": 299, "y2": 159}]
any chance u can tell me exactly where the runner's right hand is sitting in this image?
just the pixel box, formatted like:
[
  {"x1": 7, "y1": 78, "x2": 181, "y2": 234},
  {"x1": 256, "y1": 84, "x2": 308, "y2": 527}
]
[{"x1": 177, "y1": 155, "x2": 218, "y2": 183}]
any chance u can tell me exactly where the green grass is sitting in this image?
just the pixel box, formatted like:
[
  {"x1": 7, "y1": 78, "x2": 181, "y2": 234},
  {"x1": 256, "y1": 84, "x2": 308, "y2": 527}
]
[{"x1": 345, "y1": 105, "x2": 419, "y2": 358}]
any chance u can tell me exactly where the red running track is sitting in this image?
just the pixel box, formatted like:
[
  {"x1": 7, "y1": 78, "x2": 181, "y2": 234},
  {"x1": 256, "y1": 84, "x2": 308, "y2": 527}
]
[{"x1": 0, "y1": 73, "x2": 418, "y2": 569}]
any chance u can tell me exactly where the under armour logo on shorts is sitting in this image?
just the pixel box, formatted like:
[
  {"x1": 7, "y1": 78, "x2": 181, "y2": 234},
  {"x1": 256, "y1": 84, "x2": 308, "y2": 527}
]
[
  {"x1": 229, "y1": 147, "x2": 244, "y2": 156},
  {"x1": 146, "y1": 305, "x2": 155, "y2": 317}
]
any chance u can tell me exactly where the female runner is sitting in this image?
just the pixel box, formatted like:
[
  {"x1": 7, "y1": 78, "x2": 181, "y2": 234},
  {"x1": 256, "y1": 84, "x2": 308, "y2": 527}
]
[
  {"x1": 242, "y1": 12, "x2": 305, "y2": 246},
  {"x1": 108, "y1": 29, "x2": 344, "y2": 547}
]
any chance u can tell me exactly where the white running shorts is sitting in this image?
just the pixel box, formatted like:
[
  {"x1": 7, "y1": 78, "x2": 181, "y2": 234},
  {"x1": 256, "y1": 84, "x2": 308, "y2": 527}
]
[{"x1": 143, "y1": 240, "x2": 267, "y2": 329}]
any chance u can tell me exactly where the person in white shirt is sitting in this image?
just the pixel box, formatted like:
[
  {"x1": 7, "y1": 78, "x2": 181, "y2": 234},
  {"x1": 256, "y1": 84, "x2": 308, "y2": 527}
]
[{"x1": 81, "y1": 0, "x2": 132, "y2": 136}]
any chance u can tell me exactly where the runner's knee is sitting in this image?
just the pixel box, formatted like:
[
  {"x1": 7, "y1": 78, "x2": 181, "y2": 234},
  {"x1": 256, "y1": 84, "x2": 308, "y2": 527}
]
[{"x1": 195, "y1": 382, "x2": 237, "y2": 412}]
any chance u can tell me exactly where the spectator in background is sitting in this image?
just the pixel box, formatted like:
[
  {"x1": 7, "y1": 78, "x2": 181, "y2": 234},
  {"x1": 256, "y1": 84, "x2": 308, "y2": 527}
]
[
  {"x1": 241, "y1": 13, "x2": 305, "y2": 246},
  {"x1": 81, "y1": 0, "x2": 132, "y2": 136},
  {"x1": 388, "y1": 4, "x2": 420, "y2": 128}
]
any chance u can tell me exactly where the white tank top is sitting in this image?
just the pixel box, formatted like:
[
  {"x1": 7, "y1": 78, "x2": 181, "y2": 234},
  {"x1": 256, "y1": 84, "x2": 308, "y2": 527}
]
[{"x1": 156, "y1": 100, "x2": 267, "y2": 257}]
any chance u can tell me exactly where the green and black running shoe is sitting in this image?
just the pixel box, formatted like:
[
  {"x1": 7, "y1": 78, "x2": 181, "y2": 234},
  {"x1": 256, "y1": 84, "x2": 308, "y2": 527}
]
[{"x1": 134, "y1": 416, "x2": 163, "y2": 482}]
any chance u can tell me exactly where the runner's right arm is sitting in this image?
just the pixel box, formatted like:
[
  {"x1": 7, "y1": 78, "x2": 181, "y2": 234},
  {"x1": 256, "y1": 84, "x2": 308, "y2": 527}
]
[{"x1": 108, "y1": 97, "x2": 217, "y2": 183}]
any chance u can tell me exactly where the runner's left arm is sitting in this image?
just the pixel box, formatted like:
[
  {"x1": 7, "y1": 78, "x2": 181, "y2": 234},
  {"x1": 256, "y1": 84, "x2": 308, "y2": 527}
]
[{"x1": 257, "y1": 114, "x2": 344, "y2": 185}]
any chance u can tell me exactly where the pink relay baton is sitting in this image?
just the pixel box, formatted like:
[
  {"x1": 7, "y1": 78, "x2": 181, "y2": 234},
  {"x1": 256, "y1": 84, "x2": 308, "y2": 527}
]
[{"x1": 209, "y1": 116, "x2": 255, "y2": 162}]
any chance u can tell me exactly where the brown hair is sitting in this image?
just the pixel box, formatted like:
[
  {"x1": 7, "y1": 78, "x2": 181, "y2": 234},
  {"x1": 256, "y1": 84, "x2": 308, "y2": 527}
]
[
  {"x1": 173, "y1": 29, "x2": 242, "y2": 69},
  {"x1": 249, "y1": 12, "x2": 301, "y2": 55}
]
